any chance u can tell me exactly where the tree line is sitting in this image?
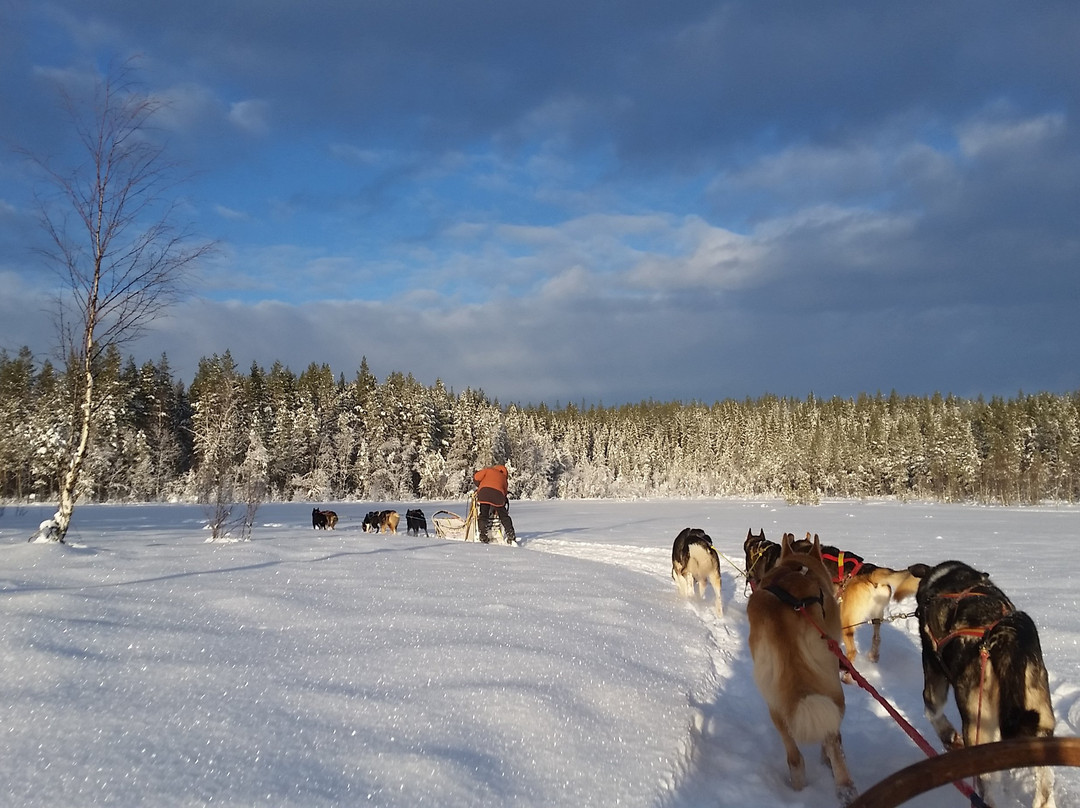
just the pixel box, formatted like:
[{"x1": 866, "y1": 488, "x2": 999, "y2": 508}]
[{"x1": 2, "y1": 345, "x2": 1078, "y2": 508}]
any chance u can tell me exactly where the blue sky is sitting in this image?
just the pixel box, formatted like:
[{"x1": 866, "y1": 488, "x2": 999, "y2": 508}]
[{"x1": 2, "y1": 1, "x2": 1079, "y2": 406}]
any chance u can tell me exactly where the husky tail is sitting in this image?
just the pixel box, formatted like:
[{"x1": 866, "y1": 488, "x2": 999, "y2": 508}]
[
  {"x1": 867, "y1": 565, "x2": 921, "y2": 601},
  {"x1": 789, "y1": 694, "x2": 843, "y2": 743},
  {"x1": 987, "y1": 611, "x2": 1057, "y2": 808},
  {"x1": 988, "y1": 612, "x2": 1055, "y2": 738}
]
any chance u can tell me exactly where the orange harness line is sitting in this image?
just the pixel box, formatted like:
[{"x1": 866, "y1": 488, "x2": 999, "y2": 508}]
[{"x1": 924, "y1": 589, "x2": 1013, "y2": 654}]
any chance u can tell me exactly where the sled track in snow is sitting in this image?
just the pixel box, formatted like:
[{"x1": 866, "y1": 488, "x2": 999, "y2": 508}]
[
  {"x1": 524, "y1": 537, "x2": 1080, "y2": 807},
  {"x1": 524, "y1": 537, "x2": 795, "y2": 807}
]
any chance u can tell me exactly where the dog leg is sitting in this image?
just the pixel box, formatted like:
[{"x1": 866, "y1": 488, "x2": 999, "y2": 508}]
[
  {"x1": 868, "y1": 620, "x2": 882, "y2": 663},
  {"x1": 707, "y1": 570, "x2": 723, "y2": 617},
  {"x1": 1033, "y1": 763, "x2": 1057, "y2": 808},
  {"x1": 822, "y1": 733, "x2": 858, "y2": 806},
  {"x1": 866, "y1": 583, "x2": 890, "y2": 663},
  {"x1": 840, "y1": 622, "x2": 857, "y2": 665},
  {"x1": 922, "y1": 666, "x2": 962, "y2": 749},
  {"x1": 672, "y1": 567, "x2": 688, "y2": 597},
  {"x1": 1032, "y1": 709, "x2": 1058, "y2": 808},
  {"x1": 769, "y1": 710, "x2": 805, "y2": 791}
]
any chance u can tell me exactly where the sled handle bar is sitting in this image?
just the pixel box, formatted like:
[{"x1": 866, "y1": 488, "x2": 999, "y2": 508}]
[{"x1": 848, "y1": 737, "x2": 1080, "y2": 808}]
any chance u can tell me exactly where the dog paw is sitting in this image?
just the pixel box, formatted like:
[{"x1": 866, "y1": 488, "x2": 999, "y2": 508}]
[{"x1": 837, "y1": 783, "x2": 859, "y2": 807}]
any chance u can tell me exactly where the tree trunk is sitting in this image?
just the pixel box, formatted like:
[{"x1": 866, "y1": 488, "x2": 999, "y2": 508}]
[{"x1": 53, "y1": 350, "x2": 95, "y2": 542}]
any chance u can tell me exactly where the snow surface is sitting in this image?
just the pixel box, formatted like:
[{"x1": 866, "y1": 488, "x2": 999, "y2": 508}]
[{"x1": 1, "y1": 498, "x2": 1078, "y2": 808}]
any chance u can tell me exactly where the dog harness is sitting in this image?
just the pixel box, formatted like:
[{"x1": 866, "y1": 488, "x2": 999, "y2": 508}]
[
  {"x1": 822, "y1": 550, "x2": 864, "y2": 584},
  {"x1": 923, "y1": 589, "x2": 1014, "y2": 654}
]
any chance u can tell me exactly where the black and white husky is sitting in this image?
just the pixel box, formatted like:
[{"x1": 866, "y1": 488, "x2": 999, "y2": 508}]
[
  {"x1": 671, "y1": 527, "x2": 722, "y2": 616},
  {"x1": 914, "y1": 559, "x2": 1056, "y2": 808}
]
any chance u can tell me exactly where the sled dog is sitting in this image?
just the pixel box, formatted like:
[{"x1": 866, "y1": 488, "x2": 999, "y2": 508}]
[
  {"x1": 792, "y1": 533, "x2": 921, "y2": 666},
  {"x1": 744, "y1": 528, "x2": 781, "y2": 589},
  {"x1": 312, "y1": 508, "x2": 338, "y2": 530},
  {"x1": 913, "y1": 559, "x2": 1056, "y2": 808},
  {"x1": 405, "y1": 508, "x2": 428, "y2": 537},
  {"x1": 671, "y1": 527, "x2": 722, "y2": 616},
  {"x1": 748, "y1": 529, "x2": 919, "y2": 666},
  {"x1": 747, "y1": 532, "x2": 857, "y2": 806},
  {"x1": 363, "y1": 510, "x2": 400, "y2": 534}
]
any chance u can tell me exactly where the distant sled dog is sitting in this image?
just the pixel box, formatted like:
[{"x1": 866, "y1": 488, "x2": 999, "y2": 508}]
[
  {"x1": 363, "y1": 510, "x2": 400, "y2": 534},
  {"x1": 747, "y1": 532, "x2": 857, "y2": 806},
  {"x1": 671, "y1": 527, "x2": 722, "y2": 616},
  {"x1": 913, "y1": 559, "x2": 1056, "y2": 808},
  {"x1": 405, "y1": 508, "x2": 428, "y2": 536},
  {"x1": 312, "y1": 508, "x2": 338, "y2": 530}
]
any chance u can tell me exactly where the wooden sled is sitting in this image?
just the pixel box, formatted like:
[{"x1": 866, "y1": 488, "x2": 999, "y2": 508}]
[
  {"x1": 432, "y1": 493, "x2": 508, "y2": 543},
  {"x1": 432, "y1": 510, "x2": 471, "y2": 540},
  {"x1": 848, "y1": 737, "x2": 1080, "y2": 808},
  {"x1": 432, "y1": 494, "x2": 481, "y2": 542}
]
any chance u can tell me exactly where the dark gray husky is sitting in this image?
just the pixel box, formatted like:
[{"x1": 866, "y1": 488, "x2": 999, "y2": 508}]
[{"x1": 913, "y1": 559, "x2": 1056, "y2": 808}]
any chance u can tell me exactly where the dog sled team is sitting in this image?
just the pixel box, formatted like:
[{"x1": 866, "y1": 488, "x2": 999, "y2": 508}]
[
  {"x1": 311, "y1": 506, "x2": 429, "y2": 535},
  {"x1": 307, "y1": 464, "x2": 516, "y2": 544},
  {"x1": 668, "y1": 525, "x2": 1058, "y2": 808}
]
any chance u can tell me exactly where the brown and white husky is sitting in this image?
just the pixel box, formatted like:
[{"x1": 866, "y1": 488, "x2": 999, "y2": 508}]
[{"x1": 747, "y1": 532, "x2": 857, "y2": 806}]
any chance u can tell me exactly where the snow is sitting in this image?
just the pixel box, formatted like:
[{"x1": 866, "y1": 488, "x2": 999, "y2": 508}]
[{"x1": 1, "y1": 498, "x2": 1078, "y2": 807}]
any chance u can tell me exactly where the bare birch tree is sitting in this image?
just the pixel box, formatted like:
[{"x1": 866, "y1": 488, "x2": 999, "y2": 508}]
[{"x1": 23, "y1": 60, "x2": 213, "y2": 542}]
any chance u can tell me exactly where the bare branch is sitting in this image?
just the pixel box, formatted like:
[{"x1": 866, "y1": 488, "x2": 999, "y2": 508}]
[{"x1": 18, "y1": 57, "x2": 216, "y2": 542}]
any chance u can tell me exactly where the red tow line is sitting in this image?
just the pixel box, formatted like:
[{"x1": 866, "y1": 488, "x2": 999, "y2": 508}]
[{"x1": 795, "y1": 605, "x2": 990, "y2": 808}]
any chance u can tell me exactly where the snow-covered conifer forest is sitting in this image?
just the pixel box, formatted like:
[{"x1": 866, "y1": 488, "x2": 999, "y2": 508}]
[{"x1": 1, "y1": 346, "x2": 1078, "y2": 506}]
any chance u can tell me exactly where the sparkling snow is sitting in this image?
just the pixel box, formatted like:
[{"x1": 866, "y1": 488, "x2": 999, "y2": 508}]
[{"x1": 1, "y1": 499, "x2": 1078, "y2": 807}]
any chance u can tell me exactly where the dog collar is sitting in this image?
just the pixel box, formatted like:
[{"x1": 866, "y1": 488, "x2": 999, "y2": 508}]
[{"x1": 764, "y1": 583, "x2": 825, "y2": 613}]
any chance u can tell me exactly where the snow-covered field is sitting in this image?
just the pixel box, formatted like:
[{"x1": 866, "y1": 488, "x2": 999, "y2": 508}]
[{"x1": 1, "y1": 498, "x2": 1078, "y2": 807}]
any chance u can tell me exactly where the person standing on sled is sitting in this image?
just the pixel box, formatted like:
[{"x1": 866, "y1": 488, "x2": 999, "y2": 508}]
[{"x1": 473, "y1": 464, "x2": 516, "y2": 544}]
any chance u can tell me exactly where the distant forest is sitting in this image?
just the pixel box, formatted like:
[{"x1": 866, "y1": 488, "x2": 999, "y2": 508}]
[{"x1": 2, "y1": 345, "x2": 1078, "y2": 506}]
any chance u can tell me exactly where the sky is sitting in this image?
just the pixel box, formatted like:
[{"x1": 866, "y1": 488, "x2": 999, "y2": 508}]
[
  {"x1": 2, "y1": 2, "x2": 1079, "y2": 407},
  {"x1": 2, "y1": 498, "x2": 1079, "y2": 807}
]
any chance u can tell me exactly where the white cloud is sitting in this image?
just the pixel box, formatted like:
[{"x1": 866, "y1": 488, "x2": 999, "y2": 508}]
[
  {"x1": 626, "y1": 218, "x2": 764, "y2": 291},
  {"x1": 228, "y1": 99, "x2": 270, "y2": 136},
  {"x1": 153, "y1": 82, "x2": 224, "y2": 133},
  {"x1": 724, "y1": 142, "x2": 886, "y2": 197},
  {"x1": 957, "y1": 111, "x2": 1065, "y2": 158},
  {"x1": 213, "y1": 204, "x2": 249, "y2": 221}
]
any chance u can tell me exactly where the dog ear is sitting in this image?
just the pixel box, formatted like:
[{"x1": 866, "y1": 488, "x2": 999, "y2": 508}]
[{"x1": 780, "y1": 531, "x2": 796, "y2": 557}]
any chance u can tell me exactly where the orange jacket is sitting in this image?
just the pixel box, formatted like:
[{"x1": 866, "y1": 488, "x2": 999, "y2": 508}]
[{"x1": 473, "y1": 464, "x2": 509, "y2": 506}]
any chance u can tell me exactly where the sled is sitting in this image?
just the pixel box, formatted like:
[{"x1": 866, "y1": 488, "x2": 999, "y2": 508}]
[
  {"x1": 847, "y1": 737, "x2": 1080, "y2": 808},
  {"x1": 432, "y1": 494, "x2": 480, "y2": 541},
  {"x1": 432, "y1": 509, "x2": 471, "y2": 540},
  {"x1": 432, "y1": 493, "x2": 506, "y2": 543}
]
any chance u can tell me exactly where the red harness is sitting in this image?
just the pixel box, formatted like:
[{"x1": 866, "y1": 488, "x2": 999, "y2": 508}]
[{"x1": 822, "y1": 551, "x2": 863, "y2": 586}]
